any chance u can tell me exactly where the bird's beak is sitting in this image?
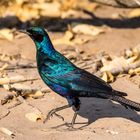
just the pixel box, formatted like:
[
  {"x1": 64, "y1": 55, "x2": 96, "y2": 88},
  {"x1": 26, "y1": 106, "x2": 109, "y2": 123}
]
[{"x1": 19, "y1": 29, "x2": 31, "y2": 35}]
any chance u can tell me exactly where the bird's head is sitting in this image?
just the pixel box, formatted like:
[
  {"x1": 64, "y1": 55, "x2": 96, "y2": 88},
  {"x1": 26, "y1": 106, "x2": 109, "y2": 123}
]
[{"x1": 20, "y1": 27, "x2": 54, "y2": 52}]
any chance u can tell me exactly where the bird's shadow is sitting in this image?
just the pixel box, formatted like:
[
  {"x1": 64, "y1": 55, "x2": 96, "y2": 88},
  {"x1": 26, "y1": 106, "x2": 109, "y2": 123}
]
[
  {"x1": 52, "y1": 97, "x2": 140, "y2": 130},
  {"x1": 74, "y1": 98, "x2": 140, "y2": 128}
]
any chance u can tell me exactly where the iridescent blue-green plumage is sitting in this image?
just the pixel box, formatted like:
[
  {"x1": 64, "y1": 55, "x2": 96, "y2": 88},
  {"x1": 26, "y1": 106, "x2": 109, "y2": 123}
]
[{"x1": 23, "y1": 27, "x2": 140, "y2": 113}]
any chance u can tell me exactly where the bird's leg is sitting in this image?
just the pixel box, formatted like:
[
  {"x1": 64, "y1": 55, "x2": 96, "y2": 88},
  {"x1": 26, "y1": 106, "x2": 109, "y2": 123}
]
[
  {"x1": 43, "y1": 104, "x2": 70, "y2": 123},
  {"x1": 66, "y1": 111, "x2": 78, "y2": 128},
  {"x1": 65, "y1": 105, "x2": 80, "y2": 129},
  {"x1": 71, "y1": 111, "x2": 78, "y2": 126}
]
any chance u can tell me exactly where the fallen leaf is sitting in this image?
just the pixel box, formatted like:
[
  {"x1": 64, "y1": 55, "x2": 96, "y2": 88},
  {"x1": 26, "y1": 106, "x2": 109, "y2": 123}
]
[
  {"x1": 53, "y1": 30, "x2": 90, "y2": 46},
  {"x1": 61, "y1": 9, "x2": 79, "y2": 18},
  {"x1": 0, "y1": 63, "x2": 8, "y2": 71},
  {"x1": 100, "y1": 55, "x2": 140, "y2": 75},
  {"x1": 129, "y1": 67, "x2": 140, "y2": 76},
  {"x1": 33, "y1": 2, "x2": 61, "y2": 18},
  {"x1": 73, "y1": 37, "x2": 90, "y2": 45},
  {"x1": 0, "y1": 54, "x2": 11, "y2": 61},
  {"x1": 101, "y1": 71, "x2": 115, "y2": 83},
  {"x1": 53, "y1": 30, "x2": 74, "y2": 46},
  {"x1": 0, "y1": 127, "x2": 15, "y2": 138},
  {"x1": 0, "y1": 109, "x2": 10, "y2": 120},
  {"x1": 60, "y1": 0, "x2": 98, "y2": 12},
  {"x1": 128, "y1": 9, "x2": 140, "y2": 18},
  {"x1": 100, "y1": 57, "x2": 125, "y2": 74},
  {"x1": 18, "y1": 6, "x2": 39, "y2": 22},
  {"x1": 15, "y1": 0, "x2": 28, "y2": 5},
  {"x1": 124, "y1": 48, "x2": 133, "y2": 58},
  {"x1": 0, "y1": 91, "x2": 14, "y2": 105},
  {"x1": 27, "y1": 90, "x2": 44, "y2": 99},
  {"x1": 77, "y1": 1, "x2": 99, "y2": 12},
  {"x1": 0, "y1": 75, "x2": 38, "y2": 85},
  {"x1": 0, "y1": 29, "x2": 14, "y2": 41},
  {"x1": 25, "y1": 111, "x2": 43, "y2": 122},
  {"x1": 3, "y1": 84, "x2": 10, "y2": 90},
  {"x1": 60, "y1": 0, "x2": 78, "y2": 11},
  {"x1": 72, "y1": 24, "x2": 105, "y2": 36},
  {"x1": 106, "y1": 129, "x2": 118, "y2": 135}
]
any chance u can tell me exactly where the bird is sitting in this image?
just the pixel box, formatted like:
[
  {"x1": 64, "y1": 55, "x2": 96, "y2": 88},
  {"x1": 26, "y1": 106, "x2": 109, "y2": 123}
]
[{"x1": 20, "y1": 27, "x2": 140, "y2": 128}]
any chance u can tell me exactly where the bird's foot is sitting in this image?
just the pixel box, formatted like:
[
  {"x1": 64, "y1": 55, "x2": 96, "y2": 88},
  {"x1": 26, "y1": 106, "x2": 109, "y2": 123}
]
[
  {"x1": 54, "y1": 112, "x2": 64, "y2": 121},
  {"x1": 65, "y1": 122, "x2": 73, "y2": 127},
  {"x1": 64, "y1": 123, "x2": 81, "y2": 131},
  {"x1": 43, "y1": 109, "x2": 64, "y2": 123},
  {"x1": 65, "y1": 122, "x2": 76, "y2": 130},
  {"x1": 43, "y1": 105, "x2": 70, "y2": 123}
]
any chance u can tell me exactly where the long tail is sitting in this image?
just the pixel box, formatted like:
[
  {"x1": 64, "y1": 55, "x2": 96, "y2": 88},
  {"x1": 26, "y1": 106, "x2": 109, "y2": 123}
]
[
  {"x1": 100, "y1": 93, "x2": 140, "y2": 111},
  {"x1": 79, "y1": 90, "x2": 140, "y2": 111}
]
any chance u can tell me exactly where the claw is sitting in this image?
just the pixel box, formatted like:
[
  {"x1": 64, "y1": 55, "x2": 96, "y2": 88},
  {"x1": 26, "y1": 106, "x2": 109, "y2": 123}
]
[
  {"x1": 43, "y1": 110, "x2": 64, "y2": 123},
  {"x1": 64, "y1": 123, "x2": 80, "y2": 131},
  {"x1": 43, "y1": 105, "x2": 70, "y2": 124},
  {"x1": 54, "y1": 112, "x2": 64, "y2": 121}
]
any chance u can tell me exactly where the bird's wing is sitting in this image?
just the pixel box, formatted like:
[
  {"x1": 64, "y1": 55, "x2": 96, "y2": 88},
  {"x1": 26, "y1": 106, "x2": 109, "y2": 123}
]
[
  {"x1": 69, "y1": 69, "x2": 112, "y2": 93},
  {"x1": 45, "y1": 68, "x2": 113, "y2": 93}
]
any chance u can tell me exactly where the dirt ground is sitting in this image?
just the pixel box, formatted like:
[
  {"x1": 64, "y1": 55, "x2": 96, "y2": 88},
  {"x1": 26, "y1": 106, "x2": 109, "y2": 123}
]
[{"x1": 0, "y1": 4, "x2": 140, "y2": 140}]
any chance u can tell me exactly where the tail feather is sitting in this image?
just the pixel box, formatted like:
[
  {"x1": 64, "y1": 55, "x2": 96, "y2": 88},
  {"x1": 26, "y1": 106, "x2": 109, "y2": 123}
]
[
  {"x1": 112, "y1": 90, "x2": 127, "y2": 97},
  {"x1": 100, "y1": 94, "x2": 140, "y2": 111},
  {"x1": 78, "y1": 90, "x2": 140, "y2": 111}
]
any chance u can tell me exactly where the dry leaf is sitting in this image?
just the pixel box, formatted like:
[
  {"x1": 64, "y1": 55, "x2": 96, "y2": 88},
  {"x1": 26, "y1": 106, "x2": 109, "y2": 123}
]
[
  {"x1": 100, "y1": 46, "x2": 140, "y2": 76},
  {"x1": 0, "y1": 127, "x2": 15, "y2": 138},
  {"x1": 15, "y1": 0, "x2": 28, "y2": 5},
  {"x1": 106, "y1": 130, "x2": 118, "y2": 135},
  {"x1": 6, "y1": 83, "x2": 46, "y2": 99},
  {"x1": 101, "y1": 56, "x2": 140, "y2": 75},
  {"x1": 9, "y1": 83, "x2": 34, "y2": 91},
  {"x1": 0, "y1": 29, "x2": 14, "y2": 41},
  {"x1": 53, "y1": 30, "x2": 90, "y2": 46},
  {"x1": 60, "y1": 0, "x2": 98, "y2": 12},
  {"x1": 25, "y1": 111, "x2": 43, "y2": 122},
  {"x1": 0, "y1": 108, "x2": 10, "y2": 120},
  {"x1": 124, "y1": 48, "x2": 133, "y2": 58},
  {"x1": 101, "y1": 71, "x2": 115, "y2": 83},
  {"x1": 61, "y1": 9, "x2": 79, "y2": 18},
  {"x1": 53, "y1": 30, "x2": 74, "y2": 46},
  {"x1": 0, "y1": 63, "x2": 8, "y2": 71},
  {"x1": 73, "y1": 37, "x2": 90, "y2": 45},
  {"x1": 3, "y1": 84, "x2": 10, "y2": 90},
  {"x1": 0, "y1": 54, "x2": 11, "y2": 61},
  {"x1": 0, "y1": 75, "x2": 25, "y2": 85},
  {"x1": 0, "y1": 75, "x2": 38, "y2": 85},
  {"x1": 9, "y1": 83, "x2": 49, "y2": 93},
  {"x1": 28, "y1": 90, "x2": 44, "y2": 99},
  {"x1": 1, "y1": 94, "x2": 14, "y2": 105},
  {"x1": 128, "y1": 9, "x2": 140, "y2": 18},
  {"x1": 72, "y1": 24, "x2": 105, "y2": 36},
  {"x1": 1, "y1": 1, "x2": 61, "y2": 22},
  {"x1": 129, "y1": 67, "x2": 140, "y2": 76},
  {"x1": 60, "y1": 0, "x2": 77, "y2": 11},
  {"x1": 77, "y1": 1, "x2": 99, "y2": 12},
  {"x1": 100, "y1": 57, "x2": 125, "y2": 74},
  {"x1": 18, "y1": 6, "x2": 39, "y2": 22},
  {"x1": 33, "y1": 2, "x2": 61, "y2": 17}
]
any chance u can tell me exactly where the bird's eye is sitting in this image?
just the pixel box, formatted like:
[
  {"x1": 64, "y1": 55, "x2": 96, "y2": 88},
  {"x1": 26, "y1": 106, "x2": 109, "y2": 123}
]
[{"x1": 34, "y1": 34, "x2": 44, "y2": 42}]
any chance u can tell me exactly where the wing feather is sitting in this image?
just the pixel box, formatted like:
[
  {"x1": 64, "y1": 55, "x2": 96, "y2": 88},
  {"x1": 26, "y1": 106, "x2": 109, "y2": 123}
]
[{"x1": 45, "y1": 68, "x2": 112, "y2": 93}]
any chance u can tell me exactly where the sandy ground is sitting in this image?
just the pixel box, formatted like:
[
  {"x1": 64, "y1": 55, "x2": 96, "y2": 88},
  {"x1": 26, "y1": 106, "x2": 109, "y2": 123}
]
[{"x1": 0, "y1": 5, "x2": 140, "y2": 140}]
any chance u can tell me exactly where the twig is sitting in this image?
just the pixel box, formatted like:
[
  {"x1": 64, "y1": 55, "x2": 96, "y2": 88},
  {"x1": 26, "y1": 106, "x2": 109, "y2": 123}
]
[
  {"x1": 0, "y1": 110, "x2": 10, "y2": 120},
  {"x1": 0, "y1": 75, "x2": 39, "y2": 85},
  {"x1": 0, "y1": 127, "x2": 15, "y2": 138},
  {"x1": 7, "y1": 101, "x2": 22, "y2": 110},
  {"x1": 5, "y1": 65, "x2": 37, "y2": 70}
]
